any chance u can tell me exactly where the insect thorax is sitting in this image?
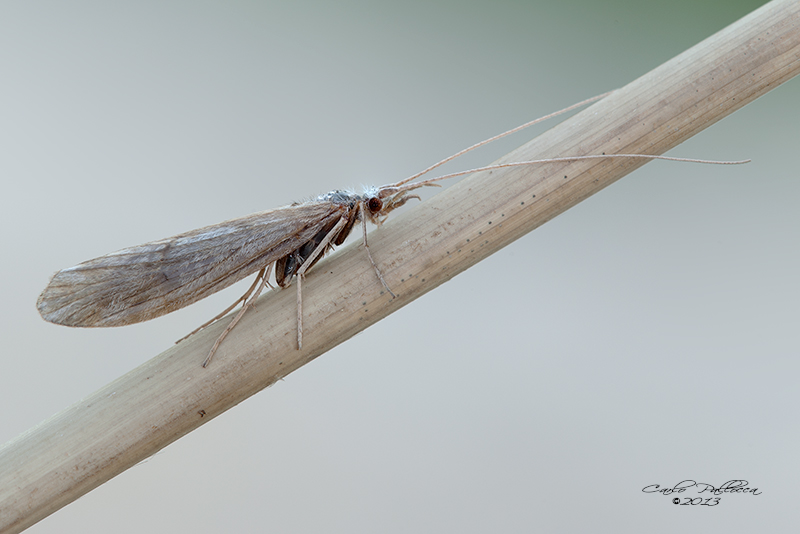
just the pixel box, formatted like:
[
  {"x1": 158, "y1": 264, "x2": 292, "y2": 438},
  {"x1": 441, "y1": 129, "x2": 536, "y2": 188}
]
[{"x1": 317, "y1": 190, "x2": 362, "y2": 206}]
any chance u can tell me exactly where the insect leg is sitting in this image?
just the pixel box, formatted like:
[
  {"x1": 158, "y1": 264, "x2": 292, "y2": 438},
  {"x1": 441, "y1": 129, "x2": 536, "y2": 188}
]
[
  {"x1": 177, "y1": 268, "x2": 270, "y2": 344},
  {"x1": 202, "y1": 263, "x2": 274, "y2": 368},
  {"x1": 359, "y1": 203, "x2": 396, "y2": 298},
  {"x1": 296, "y1": 272, "x2": 303, "y2": 349},
  {"x1": 295, "y1": 213, "x2": 353, "y2": 349}
]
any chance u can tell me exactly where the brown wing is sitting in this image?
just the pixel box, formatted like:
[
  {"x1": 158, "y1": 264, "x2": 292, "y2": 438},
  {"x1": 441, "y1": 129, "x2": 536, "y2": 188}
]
[{"x1": 37, "y1": 201, "x2": 347, "y2": 327}]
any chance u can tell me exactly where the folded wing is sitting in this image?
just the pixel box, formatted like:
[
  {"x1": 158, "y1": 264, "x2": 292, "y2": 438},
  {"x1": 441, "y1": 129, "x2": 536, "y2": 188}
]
[{"x1": 37, "y1": 202, "x2": 346, "y2": 327}]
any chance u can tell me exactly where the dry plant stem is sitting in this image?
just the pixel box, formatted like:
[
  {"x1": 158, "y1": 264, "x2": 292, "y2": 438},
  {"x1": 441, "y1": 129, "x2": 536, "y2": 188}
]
[{"x1": 1, "y1": 1, "x2": 799, "y2": 532}]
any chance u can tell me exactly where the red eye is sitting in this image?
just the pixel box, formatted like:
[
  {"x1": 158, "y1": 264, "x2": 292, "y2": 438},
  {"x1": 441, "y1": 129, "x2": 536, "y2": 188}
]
[{"x1": 367, "y1": 197, "x2": 382, "y2": 212}]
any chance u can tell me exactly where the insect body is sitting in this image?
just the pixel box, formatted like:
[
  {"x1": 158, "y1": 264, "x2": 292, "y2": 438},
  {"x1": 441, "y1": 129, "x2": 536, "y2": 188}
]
[
  {"x1": 36, "y1": 91, "x2": 748, "y2": 366},
  {"x1": 38, "y1": 94, "x2": 615, "y2": 364},
  {"x1": 274, "y1": 188, "x2": 419, "y2": 290},
  {"x1": 36, "y1": 181, "x2": 431, "y2": 365}
]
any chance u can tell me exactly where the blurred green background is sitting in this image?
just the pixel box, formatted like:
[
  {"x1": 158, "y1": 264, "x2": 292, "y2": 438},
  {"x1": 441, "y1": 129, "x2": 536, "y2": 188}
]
[{"x1": 2, "y1": 1, "x2": 797, "y2": 532}]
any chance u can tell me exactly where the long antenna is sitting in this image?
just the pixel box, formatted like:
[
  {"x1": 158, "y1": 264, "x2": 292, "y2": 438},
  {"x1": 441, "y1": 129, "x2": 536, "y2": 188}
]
[
  {"x1": 393, "y1": 90, "x2": 614, "y2": 188},
  {"x1": 410, "y1": 154, "x2": 752, "y2": 187}
]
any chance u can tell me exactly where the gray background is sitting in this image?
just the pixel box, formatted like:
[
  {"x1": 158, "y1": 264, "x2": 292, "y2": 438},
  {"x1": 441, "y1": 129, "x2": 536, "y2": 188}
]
[{"x1": 1, "y1": 0, "x2": 797, "y2": 532}]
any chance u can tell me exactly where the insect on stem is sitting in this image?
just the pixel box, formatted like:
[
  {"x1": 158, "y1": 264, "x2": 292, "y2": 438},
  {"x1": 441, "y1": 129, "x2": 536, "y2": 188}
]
[{"x1": 35, "y1": 89, "x2": 750, "y2": 367}]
